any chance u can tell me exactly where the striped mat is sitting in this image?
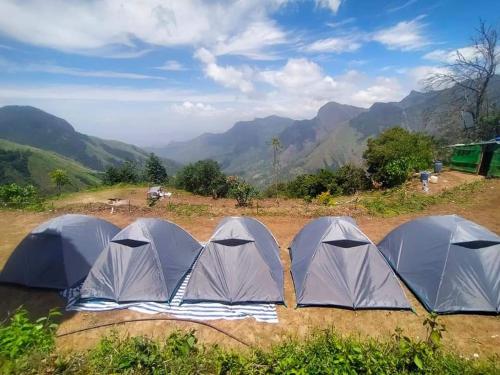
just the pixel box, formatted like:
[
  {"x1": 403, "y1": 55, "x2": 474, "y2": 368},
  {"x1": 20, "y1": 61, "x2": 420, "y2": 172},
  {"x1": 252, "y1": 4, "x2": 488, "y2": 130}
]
[{"x1": 61, "y1": 273, "x2": 278, "y2": 323}]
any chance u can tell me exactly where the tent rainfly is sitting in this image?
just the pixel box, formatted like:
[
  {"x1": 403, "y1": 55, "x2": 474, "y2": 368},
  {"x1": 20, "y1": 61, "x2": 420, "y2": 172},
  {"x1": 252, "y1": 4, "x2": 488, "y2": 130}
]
[
  {"x1": 81, "y1": 218, "x2": 202, "y2": 303},
  {"x1": 290, "y1": 216, "x2": 411, "y2": 309},
  {"x1": 0, "y1": 214, "x2": 120, "y2": 289},
  {"x1": 378, "y1": 215, "x2": 500, "y2": 314},
  {"x1": 183, "y1": 217, "x2": 285, "y2": 304}
]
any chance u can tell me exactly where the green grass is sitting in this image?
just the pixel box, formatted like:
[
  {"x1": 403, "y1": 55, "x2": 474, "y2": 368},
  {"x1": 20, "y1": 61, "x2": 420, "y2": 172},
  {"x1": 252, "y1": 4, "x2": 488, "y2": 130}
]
[
  {"x1": 361, "y1": 180, "x2": 486, "y2": 217},
  {"x1": 1, "y1": 311, "x2": 498, "y2": 374},
  {"x1": 165, "y1": 201, "x2": 211, "y2": 217},
  {"x1": 0, "y1": 139, "x2": 101, "y2": 195}
]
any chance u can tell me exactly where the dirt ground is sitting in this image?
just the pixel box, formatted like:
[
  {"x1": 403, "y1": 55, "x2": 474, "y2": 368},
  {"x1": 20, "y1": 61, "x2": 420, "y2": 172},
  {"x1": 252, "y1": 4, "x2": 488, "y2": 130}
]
[{"x1": 0, "y1": 171, "x2": 498, "y2": 358}]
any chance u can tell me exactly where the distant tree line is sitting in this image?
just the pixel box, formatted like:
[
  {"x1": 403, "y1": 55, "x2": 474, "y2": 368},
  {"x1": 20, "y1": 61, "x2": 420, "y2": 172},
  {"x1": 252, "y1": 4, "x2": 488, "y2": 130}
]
[
  {"x1": 265, "y1": 127, "x2": 435, "y2": 201},
  {"x1": 103, "y1": 153, "x2": 169, "y2": 185}
]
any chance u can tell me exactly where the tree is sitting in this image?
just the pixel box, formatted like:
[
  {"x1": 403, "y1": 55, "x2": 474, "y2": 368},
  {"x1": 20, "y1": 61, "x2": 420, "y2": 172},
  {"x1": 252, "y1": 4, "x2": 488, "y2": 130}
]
[
  {"x1": 425, "y1": 20, "x2": 498, "y2": 139},
  {"x1": 145, "y1": 153, "x2": 168, "y2": 184},
  {"x1": 175, "y1": 159, "x2": 228, "y2": 197},
  {"x1": 102, "y1": 161, "x2": 140, "y2": 185},
  {"x1": 49, "y1": 169, "x2": 70, "y2": 195},
  {"x1": 269, "y1": 137, "x2": 283, "y2": 201},
  {"x1": 363, "y1": 127, "x2": 434, "y2": 187}
]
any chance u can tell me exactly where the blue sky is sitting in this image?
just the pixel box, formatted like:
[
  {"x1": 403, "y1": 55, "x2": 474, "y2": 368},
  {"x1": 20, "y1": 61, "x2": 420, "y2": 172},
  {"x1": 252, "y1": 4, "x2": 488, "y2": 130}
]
[{"x1": 0, "y1": 0, "x2": 498, "y2": 146}]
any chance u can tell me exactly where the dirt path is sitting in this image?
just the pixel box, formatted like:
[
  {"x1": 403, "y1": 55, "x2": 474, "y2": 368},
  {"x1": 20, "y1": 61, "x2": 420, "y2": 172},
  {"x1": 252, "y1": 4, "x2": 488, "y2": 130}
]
[{"x1": 0, "y1": 173, "x2": 498, "y2": 358}]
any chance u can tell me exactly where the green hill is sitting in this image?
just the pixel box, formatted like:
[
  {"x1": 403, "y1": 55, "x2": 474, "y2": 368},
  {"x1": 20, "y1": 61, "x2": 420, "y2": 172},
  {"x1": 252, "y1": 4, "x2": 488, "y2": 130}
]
[
  {"x1": 0, "y1": 105, "x2": 181, "y2": 174},
  {"x1": 0, "y1": 139, "x2": 101, "y2": 195}
]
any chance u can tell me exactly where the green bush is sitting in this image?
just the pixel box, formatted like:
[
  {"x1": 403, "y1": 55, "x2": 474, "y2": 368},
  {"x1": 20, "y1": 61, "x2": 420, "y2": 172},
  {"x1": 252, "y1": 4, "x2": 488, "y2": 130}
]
[
  {"x1": 175, "y1": 159, "x2": 229, "y2": 198},
  {"x1": 0, "y1": 183, "x2": 44, "y2": 210},
  {"x1": 316, "y1": 191, "x2": 335, "y2": 206},
  {"x1": 0, "y1": 308, "x2": 60, "y2": 373},
  {"x1": 103, "y1": 160, "x2": 141, "y2": 185},
  {"x1": 364, "y1": 127, "x2": 435, "y2": 187},
  {"x1": 51, "y1": 323, "x2": 498, "y2": 374},
  {"x1": 228, "y1": 177, "x2": 259, "y2": 207},
  {"x1": 331, "y1": 164, "x2": 371, "y2": 195}
]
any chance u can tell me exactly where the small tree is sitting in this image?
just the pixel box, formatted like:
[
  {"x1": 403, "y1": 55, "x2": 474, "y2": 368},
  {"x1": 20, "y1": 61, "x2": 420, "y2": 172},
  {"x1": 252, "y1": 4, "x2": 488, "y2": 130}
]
[
  {"x1": 425, "y1": 20, "x2": 498, "y2": 140},
  {"x1": 175, "y1": 159, "x2": 228, "y2": 197},
  {"x1": 228, "y1": 178, "x2": 258, "y2": 207},
  {"x1": 363, "y1": 127, "x2": 434, "y2": 187},
  {"x1": 145, "y1": 153, "x2": 168, "y2": 184},
  {"x1": 269, "y1": 137, "x2": 283, "y2": 201},
  {"x1": 49, "y1": 169, "x2": 70, "y2": 195}
]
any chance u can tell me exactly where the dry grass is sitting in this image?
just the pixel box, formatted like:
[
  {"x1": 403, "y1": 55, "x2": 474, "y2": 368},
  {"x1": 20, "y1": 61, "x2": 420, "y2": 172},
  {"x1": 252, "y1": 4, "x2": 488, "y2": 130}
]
[{"x1": 0, "y1": 171, "x2": 499, "y2": 358}]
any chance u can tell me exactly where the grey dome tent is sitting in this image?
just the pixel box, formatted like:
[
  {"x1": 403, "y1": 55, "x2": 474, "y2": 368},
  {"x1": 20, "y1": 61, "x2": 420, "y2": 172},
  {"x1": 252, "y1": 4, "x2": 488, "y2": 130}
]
[
  {"x1": 378, "y1": 215, "x2": 500, "y2": 314},
  {"x1": 81, "y1": 218, "x2": 202, "y2": 303},
  {"x1": 183, "y1": 217, "x2": 285, "y2": 304},
  {"x1": 0, "y1": 214, "x2": 119, "y2": 289},
  {"x1": 290, "y1": 216, "x2": 410, "y2": 309}
]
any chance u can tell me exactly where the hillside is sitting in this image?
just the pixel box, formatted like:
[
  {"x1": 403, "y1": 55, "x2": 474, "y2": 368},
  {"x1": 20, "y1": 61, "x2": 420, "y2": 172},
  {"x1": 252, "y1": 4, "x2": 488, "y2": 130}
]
[
  {"x1": 154, "y1": 78, "x2": 500, "y2": 185},
  {"x1": 0, "y1": 139, "x2": 101, "y2": 194},
  {"x1": 0, "y1": 106, "x2": 181, "y2": 174},
  {"x1": 150, "y1": 115, "x2": 295, "y2": 185}
]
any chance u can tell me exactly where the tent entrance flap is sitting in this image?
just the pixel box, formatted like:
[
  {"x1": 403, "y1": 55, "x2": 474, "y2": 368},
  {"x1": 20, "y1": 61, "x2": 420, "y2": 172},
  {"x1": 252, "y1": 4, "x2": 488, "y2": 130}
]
[
  {"x1": 323, "y1": 239, "x2": 370, "y2": 248},
  {"x1": 212, "y1": 238, "x2": 254, "y2": 246},
  {"x1": 112, "y1": 238, "x2": 150, "y2": 247},
  {"x1": 452, "y1": 240, "x2": 500, "y2": 249}
]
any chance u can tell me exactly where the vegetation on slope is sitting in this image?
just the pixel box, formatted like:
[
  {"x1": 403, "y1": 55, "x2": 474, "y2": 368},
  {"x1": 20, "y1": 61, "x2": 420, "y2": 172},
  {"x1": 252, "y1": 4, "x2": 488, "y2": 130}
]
[{"x1": 0, "y1": 139, "x2": 100, "y2": 195}]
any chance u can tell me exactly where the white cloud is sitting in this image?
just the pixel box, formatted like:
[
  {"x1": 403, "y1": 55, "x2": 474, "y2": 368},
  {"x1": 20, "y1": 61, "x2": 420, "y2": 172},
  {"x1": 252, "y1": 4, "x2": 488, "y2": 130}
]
[
  {"x1": 316, "y1": 0, "x2": 342, "y2": 14},
  {"x1": 155, "y1": 60, "x2": 186, "y2": 71},
  {"x1": 0, "y1": 1, "x2": 288, "y2": 58},
  {"x1": 372, "y1": 16, "x2": 429, "y2": 51},
  {"x1": 0, "y1": 58, "x2": 165, "y2": 80},
  {"x1": 326, "y1": 17, "x2": 356, "y2": 28},
  {"x1": 306, "y1": 35, "x2": 362, "y2": 53},
  {"x1": 213, "y1": 21, "x2": 286, "y2": 60},
  {"x1": 195, "y1": 48, "x2": 254, "y2": 93},
  {"x1": 423, "y1": 46, "x2": 477, "y2": 63},
  {"x1": 171, "y1": 101, "x2": 215, "y2": 114},
  {"x1": 386, "y1": 0, "x2": 418, "y2": 13}
]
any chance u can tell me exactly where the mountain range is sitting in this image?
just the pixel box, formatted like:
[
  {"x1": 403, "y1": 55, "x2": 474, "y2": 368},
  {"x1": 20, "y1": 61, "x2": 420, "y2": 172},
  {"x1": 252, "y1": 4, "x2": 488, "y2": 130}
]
[
  {"x1": 152, "y1": 76, "x2": 500, "y2": 186},
  {"x1": 0, "y1": 105, "x2": 180, "y2": 193}
]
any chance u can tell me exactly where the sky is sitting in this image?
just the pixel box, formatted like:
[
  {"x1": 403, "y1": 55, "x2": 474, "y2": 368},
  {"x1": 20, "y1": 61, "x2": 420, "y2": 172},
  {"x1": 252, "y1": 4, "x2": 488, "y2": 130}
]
[{"x1": 0, "y1": 0, "x2": 498, "y2": 146}]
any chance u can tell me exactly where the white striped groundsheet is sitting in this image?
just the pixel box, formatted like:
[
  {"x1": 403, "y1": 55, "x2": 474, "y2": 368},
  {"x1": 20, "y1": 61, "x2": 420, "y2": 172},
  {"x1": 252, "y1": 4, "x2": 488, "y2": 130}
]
[{"x1": 61, "y1": 273, "x2": 278, "y2": 323}]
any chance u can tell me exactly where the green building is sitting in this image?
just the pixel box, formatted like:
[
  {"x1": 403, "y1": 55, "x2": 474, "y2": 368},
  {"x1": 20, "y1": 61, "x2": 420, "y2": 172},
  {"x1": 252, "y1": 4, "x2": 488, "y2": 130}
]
[{"x1": 449, "y1": 140, "x2": 500, "y2": 177}]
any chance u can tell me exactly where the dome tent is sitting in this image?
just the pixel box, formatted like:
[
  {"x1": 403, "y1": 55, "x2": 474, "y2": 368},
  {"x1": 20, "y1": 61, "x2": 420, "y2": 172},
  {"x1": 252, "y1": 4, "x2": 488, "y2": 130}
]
[
  {"x1": 378, "y1": 215, "x2": 500, "y2": 314},
  {"x1": 0, "y1": 214, "x2": 119, "y2": 289},
  {"x1": 183, "y1": 217, "x2": 285, "y2": 304},
  {"x1": 81, "y1": 218, "x2": 202, "y2": 303},
  {"x1": 290, "y1": 216, "x2": 410, "y2": 309}
]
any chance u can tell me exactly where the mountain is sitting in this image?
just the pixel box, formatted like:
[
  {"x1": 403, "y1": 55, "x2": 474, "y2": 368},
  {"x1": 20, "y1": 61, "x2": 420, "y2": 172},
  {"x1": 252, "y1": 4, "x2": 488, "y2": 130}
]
[
  {"x1": 0, "y1": 106, "x2": 180, "y2": 174},
  {"x1": 150, "y1": 115, "x2": 295, "y2": 185},
  {"x1": 0, "y1": 139, "x2": 100, "y2": 194},
  {"x1": 153, "y1": 77, "x2": 500, "y2": 186},
  {"x1": 153, "y1": 103, "x2": 365, "y2": 185}
]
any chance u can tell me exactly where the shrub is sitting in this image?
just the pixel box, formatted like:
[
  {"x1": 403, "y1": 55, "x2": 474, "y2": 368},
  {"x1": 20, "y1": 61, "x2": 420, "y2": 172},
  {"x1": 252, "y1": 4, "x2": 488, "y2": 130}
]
[
  {"x1": 228, "y1": 178, "x2": 258, "y2": 207},
  {"x1": 363, "y1": 127, "x2": 435, "y2": 187},
  {"x1": 0, "y1": 183, "x2": 44, "y2": 210},
  {"x1": 103, "y1": 160, "x2": 141, "y2": 185},
  {"x1": 175, "y1": 159, "x2": 229, "y2": 197},
  {"x1": 331, "y1": 164, "x2": 371, "y2": 195},
  {"x1": 286, "y1": 169, "x2": 336, "y2": 198},
  {"x1": 316, "y1": 191, "x2": 335, "y2": 206},
  {"x1": 0, "y1": 308, "x2": 60, "y2": 373}
]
